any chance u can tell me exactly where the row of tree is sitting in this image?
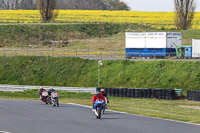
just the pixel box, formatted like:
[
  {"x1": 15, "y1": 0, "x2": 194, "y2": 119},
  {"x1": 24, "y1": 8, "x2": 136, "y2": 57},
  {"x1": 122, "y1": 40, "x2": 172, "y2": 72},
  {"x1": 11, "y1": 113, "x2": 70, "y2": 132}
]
[
  {"x1": 0, "y1": 0, "x2": 130, "y2": 10},
  {"x1": 0, "y1": 0, "x2": 37, "y2": 9}
]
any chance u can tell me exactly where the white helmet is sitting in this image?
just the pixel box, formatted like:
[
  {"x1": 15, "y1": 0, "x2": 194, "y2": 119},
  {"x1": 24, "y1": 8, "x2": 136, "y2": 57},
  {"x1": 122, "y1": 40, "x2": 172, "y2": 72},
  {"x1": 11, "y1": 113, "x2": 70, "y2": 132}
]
[
  {"x1": 39, "y1": 86, "x2": 43, "y2": 90},
  {"x1": 100, "y1": 89, "x2": 105, "y2": 92}
]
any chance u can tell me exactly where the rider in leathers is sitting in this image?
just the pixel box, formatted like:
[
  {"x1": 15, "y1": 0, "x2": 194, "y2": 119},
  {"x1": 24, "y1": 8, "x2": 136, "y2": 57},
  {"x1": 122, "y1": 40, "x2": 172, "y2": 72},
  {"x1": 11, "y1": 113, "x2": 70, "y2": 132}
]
[
  {"x1": 92, "y1": 91, "x2": 106, "y2": 112},
  {"x1": 100, "y1": 89, "x2": 109, "y2": 108},
  {"x1": 38, "y1": 87, "x2": 46, "y2": 102}
]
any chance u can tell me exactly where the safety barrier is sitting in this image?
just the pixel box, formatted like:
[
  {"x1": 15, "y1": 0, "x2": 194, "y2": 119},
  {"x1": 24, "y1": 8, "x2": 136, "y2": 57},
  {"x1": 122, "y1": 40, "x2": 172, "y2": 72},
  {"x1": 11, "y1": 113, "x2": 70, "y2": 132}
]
[
  {"x1": 0, "y1": 84, "x2": 96, "y2": 93},
  {"x1": 96, "y1": 88, "x2": 176, "y2": 100},
  {"x1": 187, "y1": 90, "x2": 200, "y2": 101}
]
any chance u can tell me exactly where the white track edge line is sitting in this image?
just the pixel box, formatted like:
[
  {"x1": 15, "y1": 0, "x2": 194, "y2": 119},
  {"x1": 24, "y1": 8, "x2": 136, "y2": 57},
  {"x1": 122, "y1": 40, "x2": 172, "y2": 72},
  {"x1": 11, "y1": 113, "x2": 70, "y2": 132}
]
[
  {"x1": 64, "y1": 102, "x2": 200, "y2": 126},
  {"x1": 0, "y1": 131, "x2": 11, "y2": 133}
]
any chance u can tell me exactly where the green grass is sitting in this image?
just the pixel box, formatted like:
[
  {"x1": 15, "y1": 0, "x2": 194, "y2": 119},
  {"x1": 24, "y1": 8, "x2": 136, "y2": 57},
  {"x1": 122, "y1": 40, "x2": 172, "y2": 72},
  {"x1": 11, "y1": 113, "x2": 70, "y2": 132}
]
[
  {"x1": 0, "y1": 23, "x2": 139, "y2": 48},
  {"x1": 1, "y1": 90, "x2": 200, "y2": 124},
  {"x1": 0, "y1": 23, "x2": 199, "y2": 49},
  {"x1": 64, "y1": 98, "x2": 200, "y2": 124},
  {"x1": 0, "y1": 56, "x2": 199, "y2": 93}
]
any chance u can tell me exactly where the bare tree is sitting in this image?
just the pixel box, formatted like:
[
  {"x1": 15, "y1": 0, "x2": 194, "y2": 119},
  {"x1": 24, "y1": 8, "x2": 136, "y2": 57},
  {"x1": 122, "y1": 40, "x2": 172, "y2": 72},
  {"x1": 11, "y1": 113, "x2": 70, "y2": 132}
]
[
  {"x1": 37, "y1": 0, "x2": 59, "y2": 22},
  {"x1": 0, "y1": 0, "x2": 108, "y2": 10},
  {"x1": 0, "y1": 0, "x2": 16, "y2": 9},
  {"x1": 104, "y1": 0, "x2": 130, "y2": 10},
  {"x1": 174, "y1": 0, "x2": 196, "y2": 30},
  {"x1": 16, "y1": 0, "x2": 37, "y2": 9}
]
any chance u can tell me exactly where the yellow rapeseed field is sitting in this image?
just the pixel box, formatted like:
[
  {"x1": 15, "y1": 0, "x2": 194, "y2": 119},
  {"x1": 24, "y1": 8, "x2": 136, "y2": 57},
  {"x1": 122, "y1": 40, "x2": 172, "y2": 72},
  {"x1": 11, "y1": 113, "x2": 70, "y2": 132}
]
[{"x1": 0, "y1": 10, "x2": 200, "y2": 29}]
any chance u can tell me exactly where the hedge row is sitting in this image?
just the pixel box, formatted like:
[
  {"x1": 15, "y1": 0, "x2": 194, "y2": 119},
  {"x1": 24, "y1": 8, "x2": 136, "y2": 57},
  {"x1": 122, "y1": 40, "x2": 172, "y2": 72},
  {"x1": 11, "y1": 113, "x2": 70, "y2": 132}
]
[
  {"x1": 97, "y1": 88, "x2": 176, "y2": 100},
  {"x1": 187, "y1": 90, "x2": 200, "y2": 101}
]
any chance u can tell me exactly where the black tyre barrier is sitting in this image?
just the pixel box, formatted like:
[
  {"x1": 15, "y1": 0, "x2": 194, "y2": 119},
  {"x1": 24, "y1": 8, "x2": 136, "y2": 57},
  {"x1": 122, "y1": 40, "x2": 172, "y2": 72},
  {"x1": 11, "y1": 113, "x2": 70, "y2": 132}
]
[
  {"x1": 151, "y1": 89, "x2": 157, "y2": 98},
  {"x1": 122, "y1": 88, "x2": 128, "y2": 97},
  {"x1": 104, "y1": 88, "x2": 108, "y2": 95},
  {"x1": 168, "y1": 89, "x2": 176, "y2": 100},
  {"x1": 143, "y1": 89, "x2": 148, "y2": 98},
  {"x1": 127, "y1": 89, "x2": 132, "y2": 97},
  {"x1": 157, "y1": 89, "x2": 162, "y2": 99},
  {"x1": 162, "y1": 89, "x2": 167, "y2": 100},
  {"x1": 107, "y1": 88, "x2": 111, "y2": 96},
  {"x1": 134, "y1": 89, "x2": 139, "y2": 98},
  {"x1": 119, "y1": 89, "x2": 123, "y2": 97},
  {"x1": 115, "y1": 89, "x2": 120, "y2": 97},
  {"x1": 147, "y1": 89, "x2": 152, "y2": 98},
  {"x1": 187, "y1": 90, "x2": 200, "y2": 101},
  {"x1": 130, "y1": 89, "x2": 135, "y2": 98},
  {"x1": 110, "y1": 88, "x2": 115, "y2": 97},
  {"x1": 96, "y1": 87, "x2": 177, "y2": 100}
]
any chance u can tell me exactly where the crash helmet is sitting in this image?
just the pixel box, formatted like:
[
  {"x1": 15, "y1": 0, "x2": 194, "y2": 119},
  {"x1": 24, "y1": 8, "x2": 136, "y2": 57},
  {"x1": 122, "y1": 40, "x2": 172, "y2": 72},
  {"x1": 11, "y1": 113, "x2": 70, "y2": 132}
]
[
  {"x1": 49, "y1": 87, "x2": 55, "y2": 92},
  {"x1": 40, "y1": 86, "x2": 44, "y2": 90},
  {"x1": 100, "y1": 89, "x2": 105, "y2": 93}
]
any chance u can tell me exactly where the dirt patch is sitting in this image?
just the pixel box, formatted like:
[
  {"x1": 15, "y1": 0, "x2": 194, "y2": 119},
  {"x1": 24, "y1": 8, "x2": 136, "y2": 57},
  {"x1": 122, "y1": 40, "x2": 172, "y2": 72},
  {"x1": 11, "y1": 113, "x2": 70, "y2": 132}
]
[{"x1": 178, "y1": 105, "x2": 200, "y2": 110}]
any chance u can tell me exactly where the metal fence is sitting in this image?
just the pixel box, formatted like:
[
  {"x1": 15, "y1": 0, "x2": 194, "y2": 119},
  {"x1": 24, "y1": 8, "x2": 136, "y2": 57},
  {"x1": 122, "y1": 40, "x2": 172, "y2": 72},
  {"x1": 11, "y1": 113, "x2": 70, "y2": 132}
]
[
  {"x1": 0, "y1": 49, "x2": 200, "y2": 61},
  {"x1": 0, "y1": 49, "x2": 125, "y2": 59}
]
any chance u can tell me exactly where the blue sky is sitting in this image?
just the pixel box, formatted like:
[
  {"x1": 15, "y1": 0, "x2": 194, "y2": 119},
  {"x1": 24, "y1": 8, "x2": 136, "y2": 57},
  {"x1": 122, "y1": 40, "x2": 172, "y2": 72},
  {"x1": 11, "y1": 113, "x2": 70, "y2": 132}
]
[{"x1": 122, "y1": 0, "x2": 200, "y2": 11}]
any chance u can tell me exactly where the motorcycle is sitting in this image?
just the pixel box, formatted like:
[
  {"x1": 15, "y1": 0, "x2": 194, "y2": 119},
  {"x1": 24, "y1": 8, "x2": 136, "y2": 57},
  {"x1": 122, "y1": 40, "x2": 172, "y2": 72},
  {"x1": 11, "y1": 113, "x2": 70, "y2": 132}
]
[
  {"x1": 103, "y1": 97, "x2": 108, "y2": 114},
  {"x1": 40, "y1": 91, "x2": 49, "y2": 104},
  {"x1": 51, "y1": 92, "x2": 59, "y2": 107},
  {"x1": 94, "y1": 100, "x2": 105, "y2": 119}
]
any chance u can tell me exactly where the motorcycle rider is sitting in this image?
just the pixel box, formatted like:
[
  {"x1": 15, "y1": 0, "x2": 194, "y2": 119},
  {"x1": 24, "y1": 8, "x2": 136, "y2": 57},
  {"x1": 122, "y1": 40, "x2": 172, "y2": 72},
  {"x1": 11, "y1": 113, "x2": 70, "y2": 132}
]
[
  {"x1": 92, "y1": 91, "x2": 106, "y2": 112},
  {"x1": 100, "y1": 89, "x2": 108, "y2": 99},
  {"x1": 48, "y1": 87, "x2": 56, "y2": 96},
  {"x1": 47, "y1": 87, "x2": 56, "y2": 102},
  {"x1": 38, "y1": 87, "x2": 46, "y2": 101},
  {"x1": 100, "y1": 89, "x2": 109, "y2": 108},
  {"x1": 38, "y1": 87, "x2": 45, "y2": 95}
]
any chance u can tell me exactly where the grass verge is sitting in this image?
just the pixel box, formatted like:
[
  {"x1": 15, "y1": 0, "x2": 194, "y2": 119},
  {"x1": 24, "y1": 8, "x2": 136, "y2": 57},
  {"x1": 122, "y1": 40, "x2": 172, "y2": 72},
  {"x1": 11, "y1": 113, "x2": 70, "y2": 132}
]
[
  {"x1": 0, "y1": 56, "x2": 199, "y2": 93},
  {"x1": 1, "y1": 90, "x2": 200, "y2": 124}
]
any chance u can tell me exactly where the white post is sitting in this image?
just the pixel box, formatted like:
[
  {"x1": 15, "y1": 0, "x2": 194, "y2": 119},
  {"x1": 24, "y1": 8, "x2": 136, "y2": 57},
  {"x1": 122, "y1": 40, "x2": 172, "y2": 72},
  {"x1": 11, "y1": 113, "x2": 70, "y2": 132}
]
[
  {"x1": 98, "y1": 60, "x2": 102, "y2": 87},
  {"x1": 98, "y1": 62, "x2": 100, "y2": 87}
]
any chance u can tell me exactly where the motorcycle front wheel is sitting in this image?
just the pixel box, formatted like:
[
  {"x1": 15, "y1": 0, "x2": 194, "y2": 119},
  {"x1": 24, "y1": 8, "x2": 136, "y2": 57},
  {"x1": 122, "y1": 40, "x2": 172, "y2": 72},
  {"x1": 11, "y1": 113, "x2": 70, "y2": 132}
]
[{"x1": 57, "y1": 101, "x2": 59, "y2": 107}]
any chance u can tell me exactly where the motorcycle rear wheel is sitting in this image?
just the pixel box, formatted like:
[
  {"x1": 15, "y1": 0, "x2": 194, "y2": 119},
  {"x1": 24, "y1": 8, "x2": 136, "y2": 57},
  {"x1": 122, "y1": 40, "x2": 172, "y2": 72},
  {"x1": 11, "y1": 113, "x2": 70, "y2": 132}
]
[{"x1": 98, "y1": 110, "x2": 101, "y2": 119}]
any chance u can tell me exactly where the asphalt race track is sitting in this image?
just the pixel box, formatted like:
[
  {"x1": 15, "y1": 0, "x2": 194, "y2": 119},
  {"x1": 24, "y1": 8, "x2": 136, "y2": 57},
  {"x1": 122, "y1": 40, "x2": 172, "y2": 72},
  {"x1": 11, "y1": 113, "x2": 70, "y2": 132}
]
[{"x1": 0, "y1": 99, "x2": 200, "y2": 133}]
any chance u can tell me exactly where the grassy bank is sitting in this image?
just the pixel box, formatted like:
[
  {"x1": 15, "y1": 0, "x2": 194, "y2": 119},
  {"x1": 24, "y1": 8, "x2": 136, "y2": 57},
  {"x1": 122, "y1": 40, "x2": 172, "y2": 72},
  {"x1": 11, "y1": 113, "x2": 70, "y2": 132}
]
[
  {"x1": 0, "y1": 23, "x2": 147, "y2": 48},
  {"x1": 0, "y1": 23, "x2": 199, "y2": 49},
  {"x1": 1, "y1": 90, "x2": 200, "y2": 124},
  {"x1": 0, "y1": 56, "x2": 199, "y2": 92}
]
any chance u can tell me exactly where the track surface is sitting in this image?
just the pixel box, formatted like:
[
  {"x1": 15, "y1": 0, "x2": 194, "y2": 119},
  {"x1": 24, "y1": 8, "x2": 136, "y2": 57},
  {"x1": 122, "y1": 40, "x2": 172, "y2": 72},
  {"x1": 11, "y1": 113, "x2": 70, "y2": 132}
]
[{"x1": 0, "y1": 99, "x2": 200, "y2": 133}]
